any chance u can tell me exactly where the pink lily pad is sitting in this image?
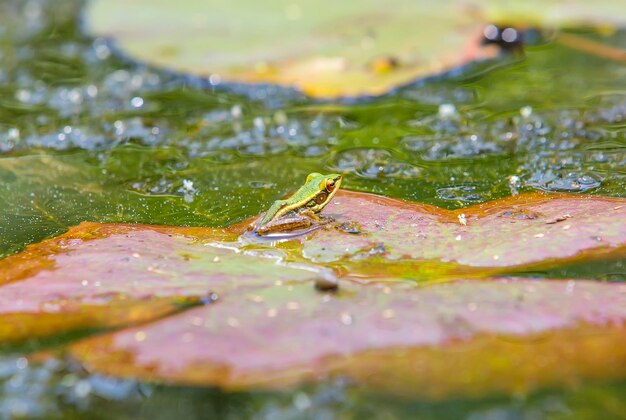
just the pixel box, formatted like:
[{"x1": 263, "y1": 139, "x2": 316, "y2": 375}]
[
  {"x1": 0, "y1": 222, "x2": 322, "y2": 342},
  {"x1": 0, "y1": 191, "x2": 624, "y2": 344},
  {"x1": 71, "y1": 278, "x2": 626, "y2": 398},
  {"x1": 0, "y1": 191, "x2": 624, "y2": 398},
  {"x1": 294, "y1": 191, "x2": 626, "y2": 271}
]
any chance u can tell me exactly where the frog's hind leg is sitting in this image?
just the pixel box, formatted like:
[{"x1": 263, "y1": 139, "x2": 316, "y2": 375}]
[{"x1": 255, "y1": 216, "x2": 313, "y2": 236}]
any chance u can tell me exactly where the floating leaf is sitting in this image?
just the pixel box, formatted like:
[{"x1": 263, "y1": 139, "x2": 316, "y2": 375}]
[
  {"x1": 0, "y1": 298, "x2": 199, "y2": 344},
  {"x1": 71, "y1": 278, "x2": 626, "y2": 398},
  {"x1": 86, "y1": 0, "x2": 626, "y2": 98},
  {"x1": 296, "y1": 191, "x2": 626, "y2": 271},
  {"x1": 1, "y1": 190, "x2": 624, "y2": 291},
  {"x1": 0, "y1": 222, "x2": 322, "y2": 342},
  {"x1": 85, "y1": 0, "x2": 494, "y2": 99},
  {"x1": 0, "y1": 191, "x2": 624, "y2": 397}
]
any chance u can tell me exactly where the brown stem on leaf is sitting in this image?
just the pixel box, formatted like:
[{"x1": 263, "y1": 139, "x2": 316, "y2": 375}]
[{"x1": 557, "y1": 32, "x2": 626, "y2": 63}]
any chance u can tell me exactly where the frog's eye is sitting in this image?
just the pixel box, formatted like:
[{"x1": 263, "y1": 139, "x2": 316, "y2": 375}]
[
  {"x1": 315, "y1": 192, "x2": 328, "y2": 204},
  {"x1": 325, "y1": 179, "x2": 336, "y2": 191}
]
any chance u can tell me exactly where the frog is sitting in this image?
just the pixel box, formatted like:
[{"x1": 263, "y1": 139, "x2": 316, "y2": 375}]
[{"x1": 251, "y1": 172, "x2": 342, "y2": 236}]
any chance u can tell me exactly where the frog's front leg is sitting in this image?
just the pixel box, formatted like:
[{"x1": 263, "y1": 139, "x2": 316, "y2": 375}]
[
  {"x1": 297, "y1": 208, "x2": 323, "y2": 222},
  {"x1": 300, "y1": 208, "x2": 336, "y2": 225},
  {"x1": 298, "y1": 208, "x2": 334, "y2": 224},
  {"x1": 259, "y1": 199, "x2": 288, "y2": 225}
]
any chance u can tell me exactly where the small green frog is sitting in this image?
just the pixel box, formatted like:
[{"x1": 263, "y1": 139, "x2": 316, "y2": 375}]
[{"x1": 252, "y1": 172, "x2": 342, "y2": 236}]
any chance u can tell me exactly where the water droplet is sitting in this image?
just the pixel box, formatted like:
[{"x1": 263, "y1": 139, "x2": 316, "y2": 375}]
[
  {"x1": 130, "y1": 96, "x2": 144, "y2": 108},
  {"x1": 438, "y1": 103, "x2": 457, "y2": 119},
  {"x1": 209, "y1": 74, "x2": 221, "y2": 85},
  {"x1": 437, "y1": 185, "x2": 482, "y2": 202},
  {"x1": 286, "y1": 302, "x2": 300, "y2": 310},
  {"x1": 15, "y1": 358, "x2": 28, "y2": 370},
  {"x1": 293, "y1": 392, "x2": 311, "y2": 411},
  {"x1": 520, "y1": 106, "x2": 533, "y2": 118},
  {"x1": 382, "y1": 309, "x2": 395, "y2": 319},
  {"x1": 527, "y1": 172, "x2": 601, "y2": 192},
  {"x1": 74, "y1": 380, "x2": 92, "y2": 398},
  {"x1": 230, "y1": 105, "x2": 243, "y2": 119},
  {"x1": 503, "y1": 27, "x2": 520, "y2": 43}
]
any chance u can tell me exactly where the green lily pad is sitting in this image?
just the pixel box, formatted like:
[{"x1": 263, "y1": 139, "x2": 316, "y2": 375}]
[
  {"x1": 85, "y1": 0, "x2": 491, "y2": 99},
  {"x1": 85, "y1": 0, "x2": 626, "y2": 98}
]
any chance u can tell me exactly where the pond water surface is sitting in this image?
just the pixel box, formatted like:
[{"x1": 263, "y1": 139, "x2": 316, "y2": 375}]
[{"x1": 0, "y1": 0, "x2": 625, "y2": 418}]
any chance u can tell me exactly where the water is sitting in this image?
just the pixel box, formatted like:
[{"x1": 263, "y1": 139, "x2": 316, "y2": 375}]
[{"x1": 0, "y1": 0, "x2": 625, "y2": 417}]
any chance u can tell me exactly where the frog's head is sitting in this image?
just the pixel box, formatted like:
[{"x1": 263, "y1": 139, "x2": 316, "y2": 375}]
[{"x1": 305, "y1": 172, "x2": 342, "y2": 213}]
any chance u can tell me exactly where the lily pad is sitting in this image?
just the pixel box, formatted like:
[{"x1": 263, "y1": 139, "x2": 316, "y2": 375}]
[
  {"x1": 0, "y1": 222, "x2": 323, "y2": 342},
  {"x1": 0, "y1": 191, "x2": 624, "y2": 397},
  {"x1": 71, "y1": 278, "x2": 626, "y2": 398},
  {"x1": 85, "y1": 0, "x2": 492, "y2": 99},
  {"x1": 85, "y1": 0, "x2": 626, "y2": 98},
  {"x1": 296, "y1": 190, "x2": 626, "y2": 270}
]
